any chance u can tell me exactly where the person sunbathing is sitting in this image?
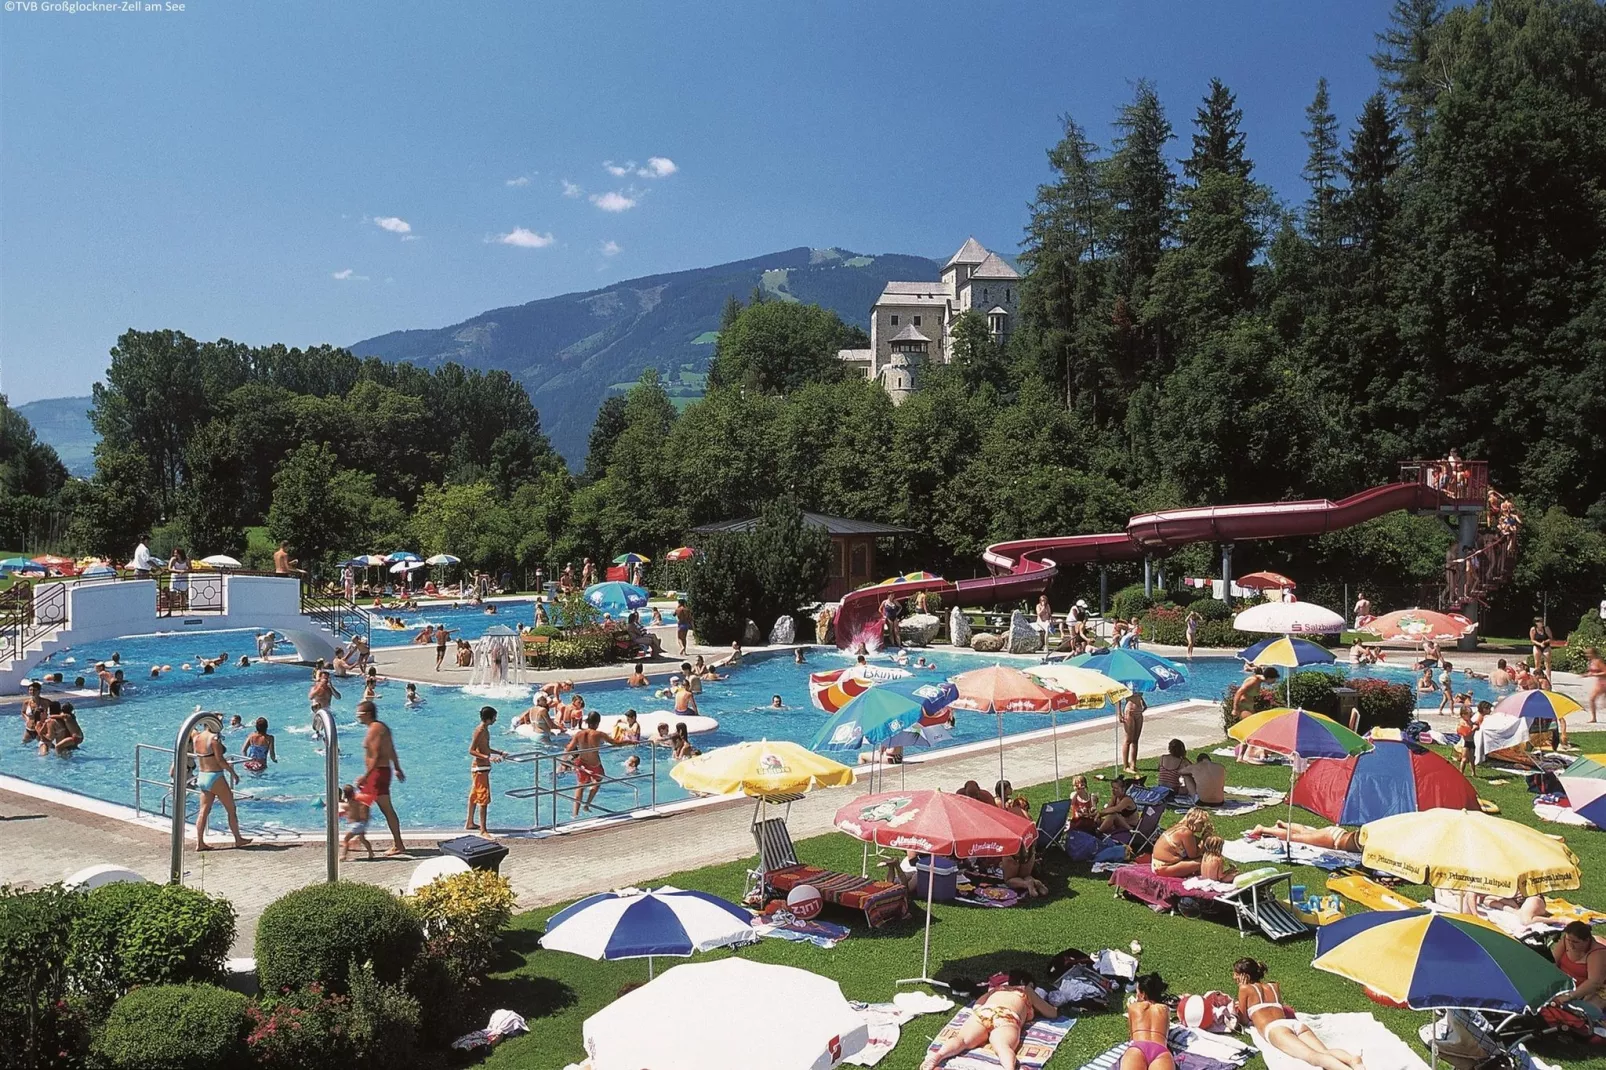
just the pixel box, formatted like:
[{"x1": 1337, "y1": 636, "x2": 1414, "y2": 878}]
[
  {"x1": 1152, "y1": 808, "x2": 1214, "y2": 878},
  {"x1": 1233, "y1": 958, "x2": 1363, "y2": 1070},
  {"x1": 1245, "y1": 821, "x2": 1360, "y2": 854},
  {"x1": 921, "y1": 971, "x2": 1057, "y2": 1070},
  {"x1": 1097, "y1": 778, "x2": 1139, "y2": 834},
  {"x1": 1122, "y1": 974, "x2": 1175, "y2": 1070}
]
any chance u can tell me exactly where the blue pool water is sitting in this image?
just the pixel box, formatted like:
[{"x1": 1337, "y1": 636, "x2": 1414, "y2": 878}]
[{"x1": 2, "y1": 631, "x2": 1505, "y2": 832}]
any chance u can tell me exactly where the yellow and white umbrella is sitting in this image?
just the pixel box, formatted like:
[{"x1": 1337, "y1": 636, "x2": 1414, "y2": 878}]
[
  {"x1": 1361, "y1": 809, "x2": 1580, "y2": 897},
  {"x1": 670, "y1": 740, "x2": 854, "y2": 798}
]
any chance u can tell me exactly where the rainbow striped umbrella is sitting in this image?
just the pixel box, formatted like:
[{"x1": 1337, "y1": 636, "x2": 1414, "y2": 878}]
[
  {"x1": 1229, "y1": 707, "x2": 1368, "y2": 761},
  {"x1": 1493, "y1": 689, "x2": 1583, "y2": 725},
  {"x1": 1314, "y1": 910, "x2": 1569, "y2": 1012},
  {"x1": 875, "y1": 571, "x2": 942, "y2": 586},
  {"x1": 613, "y1": 552, "x2": 651, "y2": 565},
  {"x1": 1558, "y1": 753, "x2": 1606, "y2": 827},
  {"x1": 1239, "y1": 636, "x2": 1335, "y2": 668}
]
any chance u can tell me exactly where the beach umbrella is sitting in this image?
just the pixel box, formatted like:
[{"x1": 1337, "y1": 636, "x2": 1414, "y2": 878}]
[
  {"x1": 671, "y1": 740, "x2": 854, "y2": 798},
  {"x1": 424, "y1": 553, "x2": 460, "y2": 566},
  {"x1": 1234, "y1": 601, "x2": 1346, "y2": 636},
  {"x1": 0, "y1": 557, "x2": 47, "y2": 574},
  {"x1": 807, "y1": 664, "x2": 912, "y2": 714},
  {"x1": 1291, "y1": 739, "x2": 1479, "y2": 825},
  {"x1": 1314, "y1": 910, "x2": 1570, "y2": 1013},
  {"x1": 389, "y1": 560, "x2": 426, "y2": 574},
  {"x1": 1492, "y1": 689, "x2": 1584, "y2": 727},
  {"x1": 612, "y1": 552, "x2": 651, "y2": 565},
  {"x1": 199, "y1": 554, "x2": 241, "y2": 569},
  {"x1": 583, "y1": 580, "x2": 649, "y2": 617},
  {"x1": 581, "y1": 958, "x2": 867, "y2": 1070},
  {"x1": 875, "y1": 571, "x2": 942, "y2": 585},
  {"x1": 1239, "y1": 635, "x2": 1336, "y2": 667},
  {"x1": 1237, "y1": 570, "x2": 1297, "y2": 590},
  {"x1": 1231, "y1": 707, "x2": 1369, "y2": 860},
  {"x1": 1068, "y1": 648, "x2": 1187, "y2": 773},
  {"x1": 1361, "y1": 608, "x2": 1476, "y2": 642},
  {"x1": 540, "y1": 885, "x2": 755, "y2": 978},
  {"x1": 950, "y1": 664, "x2": 1079, "y2": 791},
  {"x1": 78, "y1": 564, "x2": 116, "y2": 579},
  {"x1": 665, "y1": 546, "x2": 697, "y2": 562},
  {"x1": 812, "y1": 679, "x2": 958, "y2": 753},
  {"x1": 1557, "y1": 753, "x2": 1606, "y2": 827},
  {"x1": 1360, "y1": 809, "x2": 1580, "y2": 897},
  {"x1": 386, "y1": 551, "x2": 420, "y2": 563},
  {"x1": 833, "y1": 790, "x2": 1037, "y2": 987}
]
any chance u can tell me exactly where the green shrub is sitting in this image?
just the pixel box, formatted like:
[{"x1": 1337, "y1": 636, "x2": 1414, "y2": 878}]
[
  {"x1": 1352, "y1": 677, "x2": 1417, "y2": 733},
  {"x1": 69, "y1": 881, "x2": 159, "y2": 1008},
  {"x1": 1554, "y1": 609, "x2": 1606, "y2": 673},
  {"x1": 120, "y1": 884, "x2": 235, "y2": 990},
  {"x1": 1109, "y1": 583, "x2": 1153, "y2": 622},
  {"x1": 1286, "y1": 668, "x2": 1345, "y2": 717},
  {"x1": 344, "y1": 963, "x2": 420, "y2": 1069},
  {"x1": 528, "y1": 624, "x2": 563, "y2": 639},
  {"x1": 549, "y1": 632, "x2": 614, "y2": 668},
  {"x1": 1193, "y1": 597, "x2": 1232, "y2": 621},
  {"x1": 1140, "y1": 605, "x2": 1259, "y2": 649},
  {"x1": 405, "y1": 954, "x2": 469, "y2": 1049},
  {"x1": 0, "y1": 884, "x2": 85, "y2": 1070},
  {"x1": 255, "y1": 882, "x2": 423, "y2": 996},
  {"x1": 95, "y1": 984, "x2": 247, "y2": 1070},
  {"x1": 407, "y1": 869, "x2": 516, "y2": 980},
  {"x1": 245, "y1": 982, "x2": 349, "y2": 1070}
]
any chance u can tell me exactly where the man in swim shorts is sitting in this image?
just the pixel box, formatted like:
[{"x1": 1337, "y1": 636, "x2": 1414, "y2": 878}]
[
  {"x1": 357, "y1": 700, "x2": 407, "y2": 856},
  {"x1": 466, "y1": 705, "x2": 507, "y2": 835},
  {"x1": 564, "y1": 711, "x2": 616, "y2": 817}
]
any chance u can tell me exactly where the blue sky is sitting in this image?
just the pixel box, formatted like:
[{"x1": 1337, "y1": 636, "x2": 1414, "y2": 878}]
[{"x1": 0, "y1": 1, "x2": 1395, "y2": 403}]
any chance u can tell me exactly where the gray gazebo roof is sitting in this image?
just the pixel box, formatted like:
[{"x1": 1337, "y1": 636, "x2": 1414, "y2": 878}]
[{"x1": 690, "y1": 511, "x2": 914, "y2": 536}]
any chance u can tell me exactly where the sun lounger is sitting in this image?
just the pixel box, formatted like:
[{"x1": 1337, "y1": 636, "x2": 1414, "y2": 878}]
[
  {"x1": 1217, "y1": 869, "x2": 1307, "y2": 941},
  {"x1": 752, "y1": 816, "x2": 909, "y2": 928},
  {"x1": 1326, "y1": 870, "x2": 1421, "y2": 912},
  {"x1": 1109, "y1": 864, "x2": 1222, "y2": 912}
]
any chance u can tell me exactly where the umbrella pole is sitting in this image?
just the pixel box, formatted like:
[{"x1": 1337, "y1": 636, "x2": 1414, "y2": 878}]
[
  {"x1": 898, "y1": 857, "x2": 947, "y2": 989},
  {"x1": 997, "y1": 711, "x2": 1006, "y2": 790},
  {"x1": 648, "y1": 955, "x2": 654, "y2": 980},
  {"x1": 1286, "y1": 765, "x2": 1297, "y2": 864},
  {"x1": 1051, "y1": 709, "x2": 1061, "y2": 797}
]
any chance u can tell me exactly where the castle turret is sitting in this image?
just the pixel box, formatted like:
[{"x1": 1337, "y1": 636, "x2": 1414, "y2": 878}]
[{"x1": 880, "y1": 323, "x2": 930, "y2": 405}]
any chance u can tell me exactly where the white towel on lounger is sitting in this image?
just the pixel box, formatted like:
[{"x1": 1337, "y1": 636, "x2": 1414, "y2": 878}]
[{"x1": 1249, "y1": 1013, "x2": 1427, "y2": 1070}]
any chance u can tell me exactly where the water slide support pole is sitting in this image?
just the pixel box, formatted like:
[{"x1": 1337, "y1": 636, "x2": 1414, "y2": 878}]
[
  {"x1": 1457, "y1": 512, "x2": 1480, "y2": 652},
  {"x1": 1099, "y1": 568, "x2": 1108, "y2": 617},
  {"x1": 1143, "y1": 557, "x2": 1152, "y2": 598}
]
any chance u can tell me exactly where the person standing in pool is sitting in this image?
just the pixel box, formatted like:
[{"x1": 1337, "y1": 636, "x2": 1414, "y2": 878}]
[
  {"x1": 466, "y1": 706, "x2": 507, "y2": 834},
  {"x1": 191, "y1": 722, "x2": 251, "y2": 851},
  {"x1": 356, "y1": 700, "x2": 407, "y2": 856},
  {"x1": 242, "y1": 718, "x2": 276, "y2": 772},
  {"x1": 564, "y1": 711, "x2": 615, "y2": 816}
]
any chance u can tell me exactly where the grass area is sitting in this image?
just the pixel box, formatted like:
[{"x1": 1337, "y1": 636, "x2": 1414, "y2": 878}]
[{"x1": 478, "y1": 731, "x2": 1606, "y2": 1069}]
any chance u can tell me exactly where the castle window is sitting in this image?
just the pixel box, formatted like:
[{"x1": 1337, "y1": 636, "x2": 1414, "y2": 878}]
[
  {"x1": 1006, "y1": 288, "x2": 1012, "y2": 303},
  {"x1": 913, "y1": 316, "x2": 921, "y2": 327},
  {"x1": 890, "y1": 315, "x2": 899, "y2": 326},
  {"x1": 983, "y1": 288, "x2": 990, "y2": 302}
]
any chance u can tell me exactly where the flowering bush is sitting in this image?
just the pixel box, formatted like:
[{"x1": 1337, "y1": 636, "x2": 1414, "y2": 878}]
[
  {"x1": 1352, "y1": 676, "x2": 1415, "y2": 732},
  {"x1": 1141, "y1": 605, "x2": 1259, "y2": 649},
  {"x1": 246, "y1": 982, "x2": 351, "y2": 1070},
  {"x1": 407, "y1": 869, "x2": 516, "y2": 980}
]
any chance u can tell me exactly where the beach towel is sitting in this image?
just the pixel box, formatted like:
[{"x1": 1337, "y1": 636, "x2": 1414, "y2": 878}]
[
  {"x1": 753, "y1": 911, "x2": 851, "y2": 949},
  {"x1": 925, "y1": 1007, "x2": 1075, "y2": 1070},
  {"x1": 954, "y1": 884, "x2": 1023, "y2": 909},
  {"x1": 1169, "y1": 792, "x2": 1285, "y2": 818},
  {"x1": 1223, "y1": 837, "x2": 1361, "y2": 871},
  {"x1": 845, "y1": 1002, "x2": 906, "y2": 1067},
  {"x1": 1535, "y1": 801, "x2": 1596, "y2": 828},
  {"x1": 1249, "y1": 1012, "x2": 1427, "y2": 1070},
  {"x1": 1326, "y1": 872, "x2": 1421, "y2": 912},
  {"x1": 1169, "y1": 1026, "x2": 1255, "y2": 1067},
  {"x1": 1129, "y1": 785, "x2": 1176, "y2": 807}
]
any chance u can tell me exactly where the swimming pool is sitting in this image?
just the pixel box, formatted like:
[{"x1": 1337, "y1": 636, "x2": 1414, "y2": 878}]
[{"x1": 2, "y1": 630, "x2": 1506, "y2": 833}]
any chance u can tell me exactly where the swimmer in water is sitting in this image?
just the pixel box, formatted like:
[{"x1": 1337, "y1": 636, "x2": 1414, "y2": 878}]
[
  {"x1": 770, "y1": 695, "x2": 784, "y2": 709},
  {"x1": 405, "y1": 683, "x2": 422, "y2": 708}
]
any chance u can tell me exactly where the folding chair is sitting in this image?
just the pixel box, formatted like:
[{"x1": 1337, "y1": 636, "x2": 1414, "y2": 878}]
[
  {"x1": 1035, "y1": 800, "x2": 1071, "y2": 854},
  {"x1": 1115, "y1": 802, "x2": 1167, "y2": 857},
  {"x1": 1216, "y1": 869, "x2": 1309, "y2": 941}
]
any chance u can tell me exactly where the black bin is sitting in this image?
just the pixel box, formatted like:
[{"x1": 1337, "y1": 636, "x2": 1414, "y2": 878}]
[{"x1": 438, "y1": 835, "x2": 509, "y2": 874}]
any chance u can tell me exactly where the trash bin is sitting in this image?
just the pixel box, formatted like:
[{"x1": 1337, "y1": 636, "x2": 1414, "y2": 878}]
[
  {"x1": 914, "y1": 855, "x2": 958, "y2": 903},
  {"x1": 437, "y1": 835, "x2": 509, "y2": 874}
]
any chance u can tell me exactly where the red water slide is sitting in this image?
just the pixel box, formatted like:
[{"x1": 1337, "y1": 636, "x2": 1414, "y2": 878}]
[{"x1": 833, "y1": 481, "x2": 1444, "y2": 650}]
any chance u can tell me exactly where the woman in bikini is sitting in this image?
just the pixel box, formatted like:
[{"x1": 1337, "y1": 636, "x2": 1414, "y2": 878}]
[
  {"x1": 1245, "y1": 820, "x2": 1360, "y2": 853},
  {"x1": 190, "y1": 723, "x2": 252, "y2": 852},
  {"x1": 1587, "y1": 648, "x2": 1606, "y2": 724},
  {"x1": 1121, "y1": 974, "x2": 1174, "y2": 1070},
  {"x1": 921, "y1": 970, "x2": 1057, "y2": 1070},
  {"x1": 1233, "y1": 958, "x2": 1362, "y2": 1070},
  {"x1": 1152, "y1": 808, "x2": 1214, "y2": 878},
  {"x1": 1119, "y1": 692, "x2": 1147, "y2": 774}
]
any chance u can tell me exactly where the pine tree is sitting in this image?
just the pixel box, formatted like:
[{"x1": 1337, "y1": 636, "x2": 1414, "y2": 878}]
[
  {"x1": 1183, "y1": 78, "x2": 1250, "y2": 181},
  {"x1": 1340, "y1": 91, "x2": 1403, "y2": 254},
  {"x1": 1302, "y1": 78, "x2": 1343, "y2": 249},
  {"x1": 1105, "y1": 80, "x2": 1176, "y2": 294},
  {"x1": 719, "y1": 294, "x2": 742, "y2": 331},
  {"x1": 1372, "y1": 0, "x2": 1444, "y2": 150}
]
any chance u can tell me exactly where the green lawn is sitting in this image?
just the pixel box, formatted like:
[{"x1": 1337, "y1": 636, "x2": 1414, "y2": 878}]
[{"x1": 479, "y1": 735, "x2": 1606, "y2": 1069}]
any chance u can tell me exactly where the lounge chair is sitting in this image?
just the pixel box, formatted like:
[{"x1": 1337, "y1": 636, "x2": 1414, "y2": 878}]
[
  {"x1": 751, "y1": 816, "x2": 909, "y2": 928},
  {"x1": 1035, "y1": 799, "x2": 1071, "y2": 854},
  {"x1": 1217, "y1": 869, "x2": 1308, "y2": 941}
]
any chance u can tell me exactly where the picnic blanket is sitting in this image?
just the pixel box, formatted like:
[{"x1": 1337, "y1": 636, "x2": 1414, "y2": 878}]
[
  {"x1": 925, "y1": 1007, "x2": 1075, "y2": 1070},
  {"x1": 1168, "y1": 791, "x2": 1285, "y2": 818},
  {"x1": 752, "y1": 911, "x2": 851, "y2": 949},
  {"x1": 1250, "y1": 1013, "x2": 1427, "y2": 1070},
  {"x1": 953, "y1": 883, "x2": 1023, "y2": 909},
  {"x1": 1535, "y1": 801, "x2": 1596, "y2": 828},
  {"x1": 1224, "y1": 836, "x2": 1361, "y2": 871}
]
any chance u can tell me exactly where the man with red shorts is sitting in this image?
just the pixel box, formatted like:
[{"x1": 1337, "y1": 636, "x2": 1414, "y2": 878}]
[
  {"x1": 356, "y1": 700, "x2": 407, "y2": 856},
  {"x1": 563, "y1": 711, "x2": 616, "y2": 817}
]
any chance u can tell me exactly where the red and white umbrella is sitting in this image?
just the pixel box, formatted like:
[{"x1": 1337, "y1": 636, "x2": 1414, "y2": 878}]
[
  {"x1": 834, "y1": 789, "x2": 1037, "y2": 987},
  {"x1": 949, "y1": 665, "x2": 1078, "y2": 789},
  {"x1": 1363, "y1": 608, "x2": 1476, "y2": 642}
]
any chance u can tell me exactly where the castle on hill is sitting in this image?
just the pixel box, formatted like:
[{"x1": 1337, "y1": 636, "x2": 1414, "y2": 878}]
[{"x1": 836, "y1": 237, "x2": 1019, "y2": 403}]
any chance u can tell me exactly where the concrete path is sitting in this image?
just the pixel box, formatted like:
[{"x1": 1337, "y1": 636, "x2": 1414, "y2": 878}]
[{"x1": 0, "y1": 701, "x2": 1225, "y2": 956}]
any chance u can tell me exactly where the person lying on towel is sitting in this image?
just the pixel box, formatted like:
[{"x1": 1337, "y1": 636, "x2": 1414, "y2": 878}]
[
  {"x1": 1122, "y1": 973, "x2": 1175, "y2": 1070},
  {"x1": 1244, "y1": 821, "x2": 1359, "y2": 854},
  {"x1": 1233, "y1": 958, "x2": 1363, "y2": 1070},
  {"x1": 922, "y1": 970, "x2": 1058, "y2": 1070}
]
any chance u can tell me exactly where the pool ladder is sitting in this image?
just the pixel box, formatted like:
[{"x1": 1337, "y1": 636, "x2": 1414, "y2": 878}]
[{"x1": 503, "y1": 742, "x2": 660, "y2": 830}]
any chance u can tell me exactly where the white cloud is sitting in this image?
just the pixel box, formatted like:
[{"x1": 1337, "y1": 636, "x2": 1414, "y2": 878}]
[
  {"x1": 493, "y1": 226, "x2": 556, "y2": 248},
  {"x1": 638, "y1": 156, "x2": 677, "y2": 178},
  {"x1": 604, "y1": 160, "x2": 633, "y2": 177},
  {"x1": 561, "y1": 179, "x2": 583, "y2": 198},
  {"x1": 590, "y1": 190, "x2": 637, "y2": 212},
  {"x1": 332, "y1": 268, "x2": 368, "y2": 281},
  {"x1": 505, "y1": 175, "x2": 532, "y2": 187},
  {"x1": 600, "y1": 240, "x2": 621, "y2": 257},
  {"x1": 374, "y1": 216, "x2": 412, "y2": 234}
]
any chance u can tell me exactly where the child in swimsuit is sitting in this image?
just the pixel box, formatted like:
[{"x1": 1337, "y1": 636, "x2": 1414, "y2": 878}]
[
  {"x1": 340, "y1": 784, "x2": 373, "y2": 861},
  {"x1": 1069, "y1": 775, "x2": 1098, "y2": 830},
  {"x1": 241, "y1": 718, "x2": 276, "y2": 772}
]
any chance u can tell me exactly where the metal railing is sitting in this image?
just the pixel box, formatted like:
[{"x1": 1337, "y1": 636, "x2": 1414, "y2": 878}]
[
  {"x1": 155, "y1": 570, "x2": 226, "y2": 616},
  {"x1": 134, "y1": 742, "x2": 180, "y2": 818},
  {"x1": 503, "y1": 743, "x2": 660, "y2": 830},
  {"x1": 301, "y1": 586, "x2": 371, "y2": 644},
  {"x1": 1399, "y1": 459, "x2": 1489, "y2": 506},
  {"x1": 0, "y1": 580, "x2": 69, "y2": 666}
]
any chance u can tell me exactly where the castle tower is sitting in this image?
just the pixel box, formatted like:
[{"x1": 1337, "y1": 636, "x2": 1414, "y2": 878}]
[{"x1": 880, "y1": 323, "x2": 930, "y2": 405}]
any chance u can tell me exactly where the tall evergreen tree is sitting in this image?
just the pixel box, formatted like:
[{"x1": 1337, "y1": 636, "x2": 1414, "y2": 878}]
[
  {"x1": 1104, "y1": 80, "x2": 1176, "y2": 295},
  {"x1": 1302, "y1": 78, "x2": 1344, "y2": 249},
  {"x1": 1372, "y1": 0, "x2": 1444, "y2": 150},
  {"x1": 1340, "y1": 91, "x2": 1404, "y2": 255},
  {"x1": 1183, "y1": 78, "x2": 1250, "y2": 181}
]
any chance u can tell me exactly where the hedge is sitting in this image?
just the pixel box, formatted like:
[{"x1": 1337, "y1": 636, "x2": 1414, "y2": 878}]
[
  {"x1": 95, "y1": 983, "x2": 248, "y2": 1070},
  {"x1": 1141, "y1": 605, "x2": 1259, "y2": 649},
  {"x1": 1108, "y1": 583, "x2": 1153, "y2": 622},
  {"x1": 0, "y1": 885, "x2": 83, "y2": 1069},
  {"x1": 1555, "y1": 609, "x2": 1606, "y2": 674},
  {"x1": 116, "y1": 883, "x2": 234, "y2": 991},
  {"x1": 255, "y1": 882, "x2": 423, "y2": 995}
]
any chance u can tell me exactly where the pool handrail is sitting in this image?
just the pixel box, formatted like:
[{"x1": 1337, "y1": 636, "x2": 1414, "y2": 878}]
[{"x1": 503, "y1": 741, "x2": 659, "y2": 830}]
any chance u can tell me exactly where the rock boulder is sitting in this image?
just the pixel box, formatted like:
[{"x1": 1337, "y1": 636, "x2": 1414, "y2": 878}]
[
  {"x1": 768, "y1": 615, "x2": 796, "y2": 645},
  {"x1": 1006, "y1": 609, "x2": 1041, "y2": 654},
  {"x1": 971, "y1": 632, "x2": 1004, "y2": 653},
  {"x1": 743, "y1": 619, "x2": 762, "y2": 646},
  {"x1": 949, "y1": 607, "x2": 973, "y2": 648},
  {"x1": 898, "y1": 613, "x2": 941, "y2": 647}
]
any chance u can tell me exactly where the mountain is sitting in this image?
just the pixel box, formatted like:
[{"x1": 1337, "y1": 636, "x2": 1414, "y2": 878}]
[
  {"x1": 350, "y1": 246, "x2": 940, "y2": 464},
  {"x1": 15, "y1": 395, "x2": 96, "y2": 477}
]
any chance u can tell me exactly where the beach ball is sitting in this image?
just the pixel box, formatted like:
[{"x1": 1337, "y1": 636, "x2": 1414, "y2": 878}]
[
  {"x1": 786, "y1": 884, "x2": 822, "y2": 920},
  {"x1": 1178, "y1": 991, "x2": 1232, "y2": 1031}
]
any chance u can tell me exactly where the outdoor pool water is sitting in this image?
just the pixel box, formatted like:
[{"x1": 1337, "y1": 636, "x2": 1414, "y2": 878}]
[{"x1": 1, "y1": 630, "x2": 1508, "y2": 833}]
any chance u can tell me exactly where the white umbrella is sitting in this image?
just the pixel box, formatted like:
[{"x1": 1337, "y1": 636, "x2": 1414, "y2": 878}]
[
  {"x1": 541, "y1": 885, "x2": 755, "y2": 977},
  {"x1": 425, "y1": 553, "x2": 460, "y2": 566},
  {"x1": 1234, "y1": 600, "x2": 1346, "y2": 635},
  {"x1": 389, "y1": 560, "x2": 427, "y2": 574},
  {"x1": 583, "y1": 958, "x2": 867, "y2": 1070},
  {"x1": 199, "y1": 554, "x2": 242, "y2": 569}
]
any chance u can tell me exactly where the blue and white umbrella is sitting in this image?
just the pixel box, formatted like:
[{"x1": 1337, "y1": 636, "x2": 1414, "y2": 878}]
[
  {"x1": 583, "y1": 580, "x2": 649, "y2": 617},
  {"x1": 386, "y1": 551, "x2": 421, "y2": 564},
  {"x1": 425, "y1": 554, "x2": 460, "y2": 566},
  {"x1": 78, "y1": 563, "x2": 116, "y2": 579},
  {"x1": 541, "y1": 885, "x2": 755, "y2": 977}
]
